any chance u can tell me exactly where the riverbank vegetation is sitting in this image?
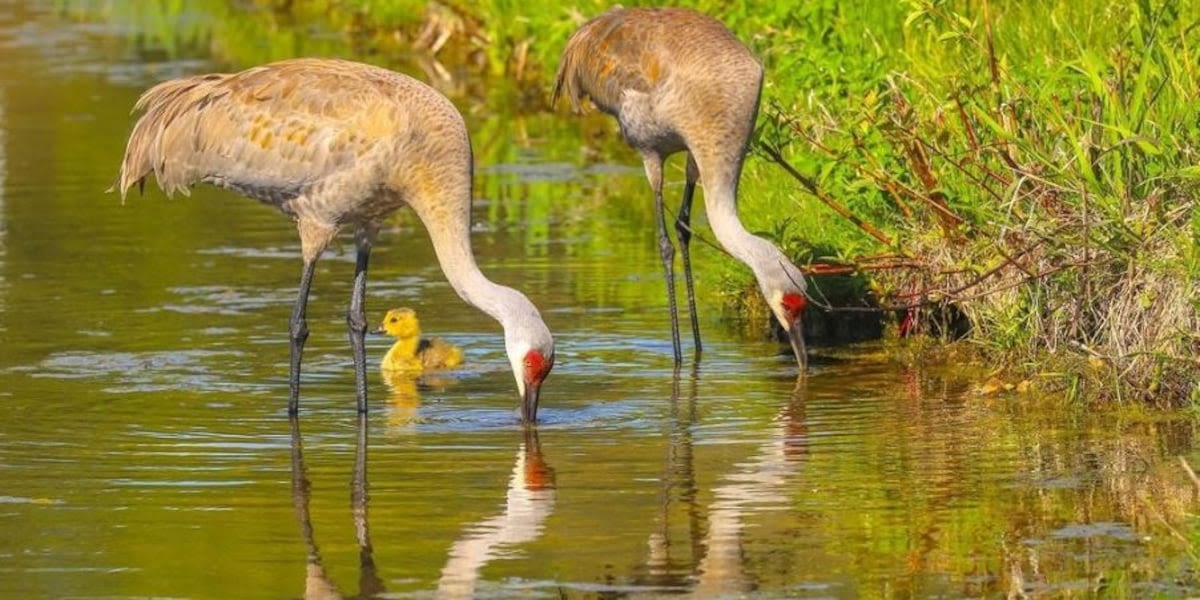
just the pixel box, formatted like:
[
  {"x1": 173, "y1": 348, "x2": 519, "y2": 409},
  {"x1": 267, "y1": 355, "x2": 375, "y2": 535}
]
[
  {"x1": 752, "y1": 0, "x2": 1199, "y2": 407},
  {"x1": 59, "y1": 0, "x2": 1199, "y2": 405}
]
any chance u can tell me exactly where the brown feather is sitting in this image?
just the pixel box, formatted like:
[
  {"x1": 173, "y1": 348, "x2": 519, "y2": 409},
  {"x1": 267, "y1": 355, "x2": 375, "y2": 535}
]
[
  {"x1": 114, "y1": 58, "x2": 462, "y2": 224},
  {"x1": 552, "y1": 7, "x2": 760, "y2": 120}
]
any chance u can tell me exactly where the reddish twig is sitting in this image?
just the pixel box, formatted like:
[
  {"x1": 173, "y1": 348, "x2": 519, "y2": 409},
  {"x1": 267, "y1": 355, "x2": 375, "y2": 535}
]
[{"x1": 758, "y1": 142, "x2": 895, "y2": 246}]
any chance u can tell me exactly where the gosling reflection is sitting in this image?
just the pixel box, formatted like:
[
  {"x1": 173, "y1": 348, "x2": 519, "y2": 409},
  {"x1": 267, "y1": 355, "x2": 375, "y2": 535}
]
[
  {"x1": 436, "y1": 428, "x2": 556, "y2": 600},
  {"x1": 376, "y1": 308, "x2": 462, "y2": 431},
  {"x1": 290, "y1": 414, "x2": 384, "y2": 599},
  {"x1": 381, "y1": 371, "x2": 462, "y2": 432}
]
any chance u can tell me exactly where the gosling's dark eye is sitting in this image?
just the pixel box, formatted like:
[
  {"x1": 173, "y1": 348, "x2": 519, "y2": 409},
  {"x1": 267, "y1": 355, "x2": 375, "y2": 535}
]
[{"x1": 389, "y1": 317, "x2": 398, "y2": 323}]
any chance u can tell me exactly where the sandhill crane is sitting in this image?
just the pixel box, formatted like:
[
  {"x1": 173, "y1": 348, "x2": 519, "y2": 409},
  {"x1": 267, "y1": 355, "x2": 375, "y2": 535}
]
[
  {"x1": 554, "y1": 7, "x2": 808, "y2": 370},
  {"x1": 114, "y1": 58, "x2": 555, "y2": 421}
]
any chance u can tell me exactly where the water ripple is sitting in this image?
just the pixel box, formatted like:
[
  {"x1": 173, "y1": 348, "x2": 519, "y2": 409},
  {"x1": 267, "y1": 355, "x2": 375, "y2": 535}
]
[{"x1": 27, "y1": 349, "x2": 276, "y2": 395}]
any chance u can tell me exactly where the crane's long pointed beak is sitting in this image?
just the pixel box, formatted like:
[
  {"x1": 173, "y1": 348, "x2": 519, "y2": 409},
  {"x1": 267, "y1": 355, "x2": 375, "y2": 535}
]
[
  {"x1": 521, "y1": 381, "x2": 542, "y2": 423},
  {"x1": 788, "y1": 318, "x2": 808, "y2": 372}
]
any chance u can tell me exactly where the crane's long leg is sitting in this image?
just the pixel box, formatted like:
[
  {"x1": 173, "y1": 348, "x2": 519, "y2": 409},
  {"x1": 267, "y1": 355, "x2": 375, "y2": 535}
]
[
  {"x1": 289, "y1": 415, "x2": 318, "y2": 563},
  {"x1": 353, "y1": 411, "x2": 384, "y2": 596},
  {"x1": 675, "y1": 154, "x2": 702, "y2": 359},
  {"x1": 644, "y1": 152, "x2": 682, "y2": 366},
  {"x1": 347, "y1": 228, "x2": 375, "y2": 414},
  {"x1": 288, "y1": 259, "x2": 319, "y2": 415}
]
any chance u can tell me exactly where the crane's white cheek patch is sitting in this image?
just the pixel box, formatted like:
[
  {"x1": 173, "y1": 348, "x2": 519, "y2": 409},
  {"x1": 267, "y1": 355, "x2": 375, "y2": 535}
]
[{"x1": 508, "y1": 342, "x2": 531, "y2": 397}]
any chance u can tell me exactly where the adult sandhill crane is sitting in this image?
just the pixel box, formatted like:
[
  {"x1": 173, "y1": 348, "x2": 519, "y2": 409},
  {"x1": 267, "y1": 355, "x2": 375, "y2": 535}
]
[
  {"x1": 114, "y1": 58, "x2": 555, "y2": 421},
  {"x1": 554, "y1": 7, "x2": 808, "y2": 370}
]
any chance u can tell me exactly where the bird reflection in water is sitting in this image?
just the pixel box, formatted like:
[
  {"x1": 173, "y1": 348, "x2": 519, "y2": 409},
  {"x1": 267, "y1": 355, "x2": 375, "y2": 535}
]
[
  {"x1": 692, "y1": 381, "x2": 809, "y2": 596},
  {"x1": 290, "y1": 414, "x2": 384, "y2": 599},
  {"x1": 290, "y1": 417, "x2": 553, "y2": 598},
  {"x1": 379, "y1": 364, "x2": 460, "y2": 432},
  {"x1": 641, "y1": 378, "x2": 810, "y2": 595},
  {"x1": 436, "y1": 428, "x2": 556, "y2": 599},
  {"x1": 644, "y1": 370, "x2": 703, "y2": 587}
]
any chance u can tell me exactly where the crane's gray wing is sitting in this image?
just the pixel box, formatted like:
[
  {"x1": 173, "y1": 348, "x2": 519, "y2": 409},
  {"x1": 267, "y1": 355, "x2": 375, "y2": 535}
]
[
  {"x1": 552, "y1": 8, "x2": 661, "y2": 114},
  {"x1": 116, "y1": 59, "x2": 412, "y2": 205}
]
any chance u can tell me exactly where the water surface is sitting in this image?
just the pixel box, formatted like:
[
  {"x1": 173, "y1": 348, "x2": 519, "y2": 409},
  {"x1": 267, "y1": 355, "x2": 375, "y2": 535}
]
[{"x1": 0, "y1": 2, "x2": 1198, "y2": 598}]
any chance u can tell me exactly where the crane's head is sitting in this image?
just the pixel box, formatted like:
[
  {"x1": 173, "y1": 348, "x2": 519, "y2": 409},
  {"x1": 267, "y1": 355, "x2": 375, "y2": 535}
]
[
  {"x1": 378, "y1": 307, "x2": 421, "y2": 339},
  {"x1": 755, "y1": 251, "x2": 809, "y2": 371},
  {"x1": 503, "y1": 308, "x2": 556, "y2": 424}
]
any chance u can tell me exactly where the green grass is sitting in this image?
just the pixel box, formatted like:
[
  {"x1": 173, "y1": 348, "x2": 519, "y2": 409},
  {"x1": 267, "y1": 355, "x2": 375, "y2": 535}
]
[
  {"x1": 60, "y1": 0, "x2": 1200, "y2": 404},
  {"x1": 774, "y1": 0, "x2": 1200, "y2": 405},
  {"x1": 737, "y1": 0, "x2": 1199, "y2": 405}
]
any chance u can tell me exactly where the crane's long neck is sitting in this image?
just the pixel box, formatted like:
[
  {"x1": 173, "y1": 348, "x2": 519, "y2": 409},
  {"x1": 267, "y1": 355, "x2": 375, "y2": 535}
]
[
  {"x1": 413, "y1": 192, "x2": 534, "y2": 329},
  {"x1": 703, "y1": 179, "x2": 778, "y2": 278}
]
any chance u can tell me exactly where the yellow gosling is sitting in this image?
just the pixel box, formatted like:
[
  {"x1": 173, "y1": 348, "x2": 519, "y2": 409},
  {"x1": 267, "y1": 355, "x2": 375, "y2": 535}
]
[{"x1": 379, "y1": 308, "x2": 464, "y2": 373}]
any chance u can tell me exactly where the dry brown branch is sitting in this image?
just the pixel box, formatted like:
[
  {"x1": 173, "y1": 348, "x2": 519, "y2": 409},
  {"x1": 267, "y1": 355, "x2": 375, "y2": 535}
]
[
  {"x1": 1176, "y1": 456, "x2": 1200, "y2": 496},
  {"x1": 758, "y1": 142, "x2": 895, "y2": 246},
  {"x1": 891, "y1": 91, "x2": 965, "y2": 236}
]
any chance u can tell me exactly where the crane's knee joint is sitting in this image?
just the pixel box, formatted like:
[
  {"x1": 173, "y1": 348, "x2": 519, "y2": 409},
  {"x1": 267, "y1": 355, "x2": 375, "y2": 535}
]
[
  {"x1": 674, "y1": 219, "x2": 692, "y2": 244},
  {"x1": 290, "y1": 320, "x2": 309, "y2": 344},
  {"x1": 346, "y1": 310, "x2": 367, "y2": 334},
  {"x1": 657, "y1": 228, "x2": 676, "y2": 259},
  {"x1": 658, "y1": 235, "x2": 675, "y2": 262}
]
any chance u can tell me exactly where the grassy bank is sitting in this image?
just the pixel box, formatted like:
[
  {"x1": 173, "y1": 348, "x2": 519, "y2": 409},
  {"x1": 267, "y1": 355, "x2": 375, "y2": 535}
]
[
  {"x1": 749, "y1": 0, "x2": 1200, "y2": 406},
  {"x1": 60, "y1": 0, "x2": 1199, "y2": 405}
]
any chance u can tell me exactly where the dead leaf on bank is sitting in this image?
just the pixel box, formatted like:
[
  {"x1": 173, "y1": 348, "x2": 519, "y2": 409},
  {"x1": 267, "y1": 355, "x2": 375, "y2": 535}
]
[{"x1": 976, "y1": 376, "x2": 1015, "y2": 395}]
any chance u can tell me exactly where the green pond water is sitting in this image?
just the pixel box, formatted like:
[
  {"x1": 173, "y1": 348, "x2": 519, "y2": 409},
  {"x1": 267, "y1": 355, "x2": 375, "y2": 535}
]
[{"x1": 1, "y1": 1, "x2": 1198, "y2": 598}]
